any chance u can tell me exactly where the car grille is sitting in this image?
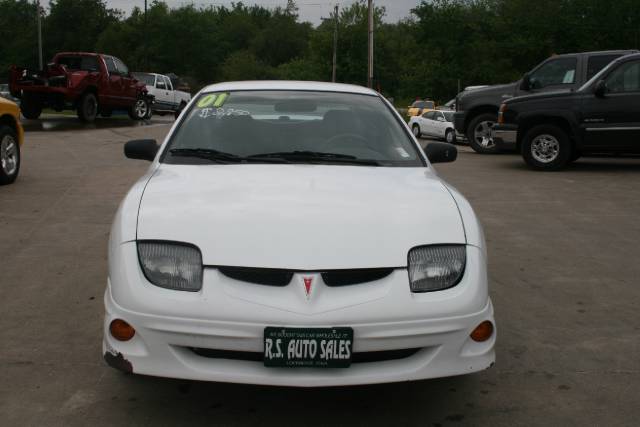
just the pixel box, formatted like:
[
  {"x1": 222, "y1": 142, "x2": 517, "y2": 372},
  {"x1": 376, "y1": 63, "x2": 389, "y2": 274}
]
[
  {"x1": 189, "y1": 347, "x2": 421, "y2": 364},
  {"x1": 216, "y1": 267, "x2": 395, "y2": 287}
]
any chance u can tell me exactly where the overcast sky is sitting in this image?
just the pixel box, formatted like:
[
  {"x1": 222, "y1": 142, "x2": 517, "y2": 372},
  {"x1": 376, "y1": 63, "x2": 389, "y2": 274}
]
[{"x1": 105, "y1": 1, "x2": 421, "y2": 25}]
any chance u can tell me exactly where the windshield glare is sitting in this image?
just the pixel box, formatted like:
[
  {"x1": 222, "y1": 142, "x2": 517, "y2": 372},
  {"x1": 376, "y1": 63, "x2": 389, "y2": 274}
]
[{"x1": 164, "y1": 90, "x2": 423, "y2": 167}]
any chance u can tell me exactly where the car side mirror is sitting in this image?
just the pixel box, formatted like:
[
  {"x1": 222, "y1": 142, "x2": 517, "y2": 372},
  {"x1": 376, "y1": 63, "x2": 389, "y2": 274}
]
[
  {"x1": 125, "y1": 139, "x2": 159, "y2": 161},
  {"x1": 520, "y1": 74, "x2": 531, "y2": 91},
  {"x1": 424, "y1": 142, "x2": 457, "y2": 164},
  {"x1": 594, "y1": 80, "x2": 608, "y2": 97}
]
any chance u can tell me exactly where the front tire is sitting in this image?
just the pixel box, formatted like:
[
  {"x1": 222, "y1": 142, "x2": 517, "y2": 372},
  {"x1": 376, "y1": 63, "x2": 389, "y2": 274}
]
[
  {"x1": 0, "y1": 126, "x2": 20, "y2": 185},
  {"x1": 445, "y1": 129, "x2": 456, "y2": 144},
  {"x1": 77, "y1": 92, "x2": 98, "y2": 123},
  {"x1": 129, "y1": 97, "x2": 150, "y2": 120},
  {"x1": 412, "y1": 124, "x2": 421, "y2": 138},
  {"x1": 467, "y1": 113, "x2": 498, "y2": 154},
  {"x1": 20, "y1": 94, "x2": 42, "y2": 120},
  {"x1": 521, "y1": 124, "x2": 572, "y2": 171}
]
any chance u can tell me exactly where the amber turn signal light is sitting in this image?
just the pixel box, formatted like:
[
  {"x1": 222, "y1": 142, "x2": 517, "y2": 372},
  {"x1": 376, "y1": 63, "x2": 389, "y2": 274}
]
[
  {"x1": 110, "y1": 319, "x2": 136, "y2": 341},
  {"x1": 470, "y1": 320, "x2": 493, "y2": 342}
]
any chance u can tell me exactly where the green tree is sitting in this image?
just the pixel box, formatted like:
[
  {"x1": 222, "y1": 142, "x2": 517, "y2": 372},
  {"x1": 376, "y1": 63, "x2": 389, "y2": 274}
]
[{"x1": 0, "y1": 0, "x2": 39, "y2": 78}]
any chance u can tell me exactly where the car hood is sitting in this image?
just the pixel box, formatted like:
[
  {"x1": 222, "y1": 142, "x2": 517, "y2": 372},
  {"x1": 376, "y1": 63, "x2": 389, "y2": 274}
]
[
  {"x1": 505, "y1": 89, "x2": 576, "y2": 105},
  {"x1": 459, "y1": 82, "x2": 518, "y2": 101},
  {"x1": 136, "y1": 165, "x2": 466, "y2": 269}
]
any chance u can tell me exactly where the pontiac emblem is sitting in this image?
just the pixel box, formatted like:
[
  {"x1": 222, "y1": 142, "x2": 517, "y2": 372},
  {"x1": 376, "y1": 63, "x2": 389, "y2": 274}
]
[{"x1": 303, "y1": 277, "x2": 313, "y2": 299}]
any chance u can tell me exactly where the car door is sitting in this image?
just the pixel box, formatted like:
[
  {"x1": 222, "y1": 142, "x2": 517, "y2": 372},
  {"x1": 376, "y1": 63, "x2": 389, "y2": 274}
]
[
  {"x1": 163, "y1": 76, "x2": 176, "y2": 107},
  {"x1": 113, "y1": 57, "x2": 137, "y2": 105},
  {"x1": 102, "y1": 56, "x2": 122, "y2": 107},
  {"x1": 433, "y1": 111, "x2": 447, "y2": 138},
  {"x1": 154, "y1": 76, "x2": 171, "y2": 109},
  {"x1": 581, "y1": 59, "x2": 640, "y2": 151},
  {"x1": 420, "y1": 111, "x2": 436, "y2": 136}
]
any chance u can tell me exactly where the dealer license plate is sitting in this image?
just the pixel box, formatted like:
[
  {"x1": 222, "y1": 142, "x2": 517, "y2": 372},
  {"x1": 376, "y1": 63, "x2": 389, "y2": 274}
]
[{"x1": 263, "y1": 327, "x2": 354, "y2": 368}]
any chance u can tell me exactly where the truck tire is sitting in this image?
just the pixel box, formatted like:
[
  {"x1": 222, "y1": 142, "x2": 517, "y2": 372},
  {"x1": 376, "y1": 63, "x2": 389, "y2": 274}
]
[
  {"x1": 467, "y1": 113, "x2": 499, "y2": 154},
  {"x1": 129, "y1": 98, "x2": 150, "y2": 120},
  {"x1": 174, "y1": 101, "x2": 187, "y2": 120},
  {"x1": 521, "y1": 124, "x2": 572, "y2": 171},
  {"x1": 77, "y1": 92, "x2": 98, "y2": 123},
  {"x1": 20, "y1": 94, "x2": 42, "y2": 120},
  {"x1": 0, "y1": 126, "x2": 20, "y2": 185}
]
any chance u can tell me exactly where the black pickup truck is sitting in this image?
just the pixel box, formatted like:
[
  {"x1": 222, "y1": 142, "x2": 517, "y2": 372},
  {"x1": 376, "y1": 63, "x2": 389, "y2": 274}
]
[
  {"x1": 453, "y1": 50, "x2": 637, "y2": 153},
  {"x1": 495, "y1": 53, "x2": 640, "y2": 171}
]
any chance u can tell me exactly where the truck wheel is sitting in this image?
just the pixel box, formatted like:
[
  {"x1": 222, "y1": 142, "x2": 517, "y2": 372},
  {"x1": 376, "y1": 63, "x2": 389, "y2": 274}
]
[
  {"x1": 20, "y1": 94, "x2": 42, "y2": 120},
  {"x1": 174, "y1": 102, "x2": 187, "y2": 120},
  {"x1": 129, "y1": 98, "x2": 150, "y2": 120},
  {"x1": 78, "y1": 93, "x2": 98, "y2": 123},
  {"x1": 445, "y1": 129, "x2": 456, "y2": 144},
  {"x1": 521, "y1": 124, "x2": 572, "y2": 171},
  {"x1": 0, "y1": 126, "x2": 20, "y2": 185},
  {"x1": 412, "y1": 124, "x2": 421, "y2": 138},
  {"x1": 467, "y1": 113, "x2": 499, "y2": 154}
]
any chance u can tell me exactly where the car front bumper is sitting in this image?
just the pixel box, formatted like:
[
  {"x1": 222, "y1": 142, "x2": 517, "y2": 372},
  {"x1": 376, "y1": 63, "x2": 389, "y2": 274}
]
[
  {"x1": 493, "y1": 124, "x2": 517, "y2": 151},
  {"x1": 103, "y1": 243, "x2": 495, "y2": 387}
]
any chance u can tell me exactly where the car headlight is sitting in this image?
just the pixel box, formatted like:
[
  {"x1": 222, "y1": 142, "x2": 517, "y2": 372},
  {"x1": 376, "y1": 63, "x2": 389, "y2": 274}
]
[
  {"x1": 408, "y1": 245, "x2": 466, "y2": 292},
  {"x1": 137, "y1": 241, "x2": 203, "y2": 291}
]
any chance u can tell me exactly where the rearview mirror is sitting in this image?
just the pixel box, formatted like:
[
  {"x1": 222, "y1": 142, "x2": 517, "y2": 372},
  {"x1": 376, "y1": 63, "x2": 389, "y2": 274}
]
[
  {"x1": 125, "y1": 139, "x2": 158, "y2": 161},
  {"x1": 520, "y1": 74, "x2": 531, "y2": 91},
  {"x1": 594, "y1": 80, "x2": 608, "y2": 97},
  {"x1": 424, "y1": 142, "x2": 457, "y2": 164}
]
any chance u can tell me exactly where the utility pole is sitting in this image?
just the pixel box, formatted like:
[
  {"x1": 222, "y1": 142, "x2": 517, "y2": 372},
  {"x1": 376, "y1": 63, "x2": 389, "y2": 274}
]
[
  {"x1": 367, "y1": 0, "x2": 373, "y2": 88},
  {"x1": 144, "y1": 0, "x2": 148, "y2": 69},
  {"x1": 36, "y1": 0, "x2": 43, "y2": 69},
  {"x1": 332, "y1": 4, "x2": 338, "y2": 82}
]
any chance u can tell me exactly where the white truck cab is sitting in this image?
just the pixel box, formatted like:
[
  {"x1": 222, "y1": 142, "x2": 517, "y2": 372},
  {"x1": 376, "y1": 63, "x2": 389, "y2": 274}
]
[{"x1": 132, "y1": 72, "x2": 191, "y2": 118}]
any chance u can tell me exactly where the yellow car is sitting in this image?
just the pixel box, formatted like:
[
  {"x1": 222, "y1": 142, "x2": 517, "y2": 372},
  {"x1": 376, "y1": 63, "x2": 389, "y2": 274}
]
[
  {"x1": 0, "y1": 96, "x2": 23, "y2": 185},
  {"x1": 407, "y1": 100, "x2": 436, "y2": 117}
]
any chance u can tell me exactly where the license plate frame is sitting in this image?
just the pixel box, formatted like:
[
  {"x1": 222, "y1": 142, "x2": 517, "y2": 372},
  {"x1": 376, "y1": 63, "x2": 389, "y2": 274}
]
[{"x1": 263, "y1": 327, "x2": 354, "y2": 368}]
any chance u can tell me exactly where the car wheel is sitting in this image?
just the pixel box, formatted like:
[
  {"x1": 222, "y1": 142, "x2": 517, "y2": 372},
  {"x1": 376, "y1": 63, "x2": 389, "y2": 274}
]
[
  {"x1": 412, "y1": 124, "x2": 421, "y2": 138},
  {"x1": 467, "y1": 113, "x2": 499, "y2": 154},
  {"x1": 0, "y1": 126, "x2": 20, "y2": 185},
  {"x1": 175, "y1": 102, "x2": 187, "y2": 120},
  {"x1": 445, "y1": 129, "x2": 456, "y2": 144},
  {"x1": 20, "y1": 94, "x2": 42, "y2": 120},
  {"x1": 77, "y1": 92, "x2": 98, "y2": 123},
  {"x1": 521, "y1": 124, "x2": 572, "y2": 171},
  {"x1": 129, "y1": 98, "x2": 150, "y2": 120}
]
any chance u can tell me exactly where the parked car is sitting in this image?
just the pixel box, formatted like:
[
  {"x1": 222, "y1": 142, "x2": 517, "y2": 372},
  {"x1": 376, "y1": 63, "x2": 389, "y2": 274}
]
[
  {"x1": 409, "y1": 110, "x2": 458, "y2": 144},
  {"x1": 406, "y1": 99, "x2": 435, "y2": 117},
  {"x1": 0, "y1": 96, "x2": 24, "y2": 185},
  {"x1": 9, "y1": 52, "x2": 152, "y2": 123},
  {"x1": 454, "y1": 50, "x2": 638, "y2": 154},
  {"x1": 495, "y1": 53, "x2": 640, "y2": 171},
  {"x1": 132, "y1": 72, "x2": 191, "y2": 119},
  {"x1": 104, "y1": 81, "x2": 495, "y2": 386},
  {"x1": 0, "y1": 84, "x2": 20, "y2": 104}
]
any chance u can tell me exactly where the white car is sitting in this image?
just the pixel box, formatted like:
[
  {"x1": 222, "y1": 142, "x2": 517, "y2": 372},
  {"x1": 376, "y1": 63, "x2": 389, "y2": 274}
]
[
  {"x1": 409, "y1": 110, "x2": 458, "y2": 144},
  {"x1": 132, "y1": 72, "x2": 191, "y2": 118},
  {"x1": 104, "y1": 81, "x2": 495, "y2": 386}
]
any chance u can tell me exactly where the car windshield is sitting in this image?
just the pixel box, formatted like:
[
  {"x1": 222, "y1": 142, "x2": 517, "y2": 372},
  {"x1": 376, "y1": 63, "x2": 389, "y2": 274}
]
[
  {"x1": 133, "y1": 72, "x2": 155, "y2": 86},
  {"x1": 163, "y1": 90, "x2": 423, "y2": 167},
  {"x1": 411, "y1": 100, "x2": 434, "y2": 109}
]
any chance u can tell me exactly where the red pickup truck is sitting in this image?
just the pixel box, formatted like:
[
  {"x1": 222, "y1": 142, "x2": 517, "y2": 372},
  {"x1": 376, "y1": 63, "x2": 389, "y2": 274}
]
[{"x1": 9, "y1": 52, "x2": 152, "y2": 123}]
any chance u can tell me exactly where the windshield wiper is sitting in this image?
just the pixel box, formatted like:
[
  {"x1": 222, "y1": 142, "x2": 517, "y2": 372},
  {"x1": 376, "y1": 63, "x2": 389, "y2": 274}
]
[
  {"x1": 247, "y1": 151, "x2": 381, "y2": 166},
  {"x1": 169, "y1": 148, "x2": 290, "y2": 164}
]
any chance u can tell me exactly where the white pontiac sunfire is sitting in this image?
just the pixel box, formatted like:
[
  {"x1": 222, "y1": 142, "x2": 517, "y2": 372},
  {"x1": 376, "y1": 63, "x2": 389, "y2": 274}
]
[{"x1": 104, "y1": 81, "x2": 495, "y2": 386}]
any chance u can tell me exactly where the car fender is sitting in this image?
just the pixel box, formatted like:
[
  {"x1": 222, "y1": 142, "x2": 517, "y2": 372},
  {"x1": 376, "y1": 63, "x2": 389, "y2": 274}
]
[{"x1": 442, "y1": 183, "x2": 486, "y2": 253}]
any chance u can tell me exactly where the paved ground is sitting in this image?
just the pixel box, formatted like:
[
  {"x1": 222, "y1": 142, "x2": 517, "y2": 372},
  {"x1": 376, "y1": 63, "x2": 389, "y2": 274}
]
[{"x1": 1, "y1": 117, "x2": 639, "y2": 426}]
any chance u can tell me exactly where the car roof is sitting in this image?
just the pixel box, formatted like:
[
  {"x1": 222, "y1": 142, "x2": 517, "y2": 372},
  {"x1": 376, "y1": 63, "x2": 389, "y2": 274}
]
[{"x1": 201, "y1": 81, "x2": 378, "y2": 96}]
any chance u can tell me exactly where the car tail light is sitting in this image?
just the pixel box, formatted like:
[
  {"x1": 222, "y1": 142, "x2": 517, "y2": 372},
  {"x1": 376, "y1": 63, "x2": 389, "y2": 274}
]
[
  {"x1": 498, "y1": 103, "x2": 507, "y2": 124},
  {"x1": 137, "y1": 241, "x2": 203, "y2": 291},
  {"x1": 408, "y1": 245, "x2": 466, "y2": 292}
]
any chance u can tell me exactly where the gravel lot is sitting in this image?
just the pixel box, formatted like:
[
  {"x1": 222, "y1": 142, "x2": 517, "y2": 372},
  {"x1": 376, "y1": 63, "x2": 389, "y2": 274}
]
[{"x1": 1, "y1": 117, "x2": 639, "y2": 426}]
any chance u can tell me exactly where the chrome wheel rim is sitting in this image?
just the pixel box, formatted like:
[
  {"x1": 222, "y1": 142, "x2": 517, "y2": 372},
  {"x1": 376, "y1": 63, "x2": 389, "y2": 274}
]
[
  {"x1": 531, "y1": 134, "x2": 560, "y2": 163},
  {"x1": 135, "y1": 99, "x2": 148, "y2": 118},
  {"x1": 1, "y1": 135, "x2": 18, "y2": 176},
  {"x1": 474, "y1": 120, "x2": 495, "y2": 148},
  {"x1": 412, "y1": 125, "x2": 420, "y2": 137}
]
